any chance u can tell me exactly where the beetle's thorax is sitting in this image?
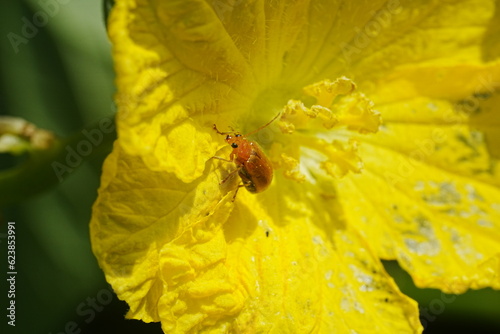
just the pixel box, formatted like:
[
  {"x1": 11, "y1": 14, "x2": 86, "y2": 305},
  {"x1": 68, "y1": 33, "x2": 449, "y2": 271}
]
[{"x1": 225, "y1": 134, "x2": 253, "y2": 164}]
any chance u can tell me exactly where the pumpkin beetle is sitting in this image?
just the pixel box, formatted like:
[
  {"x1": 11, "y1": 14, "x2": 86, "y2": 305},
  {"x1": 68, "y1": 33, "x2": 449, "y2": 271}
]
[{"x1": 212, "y1": 113, "x2": 281, "y2": 200}]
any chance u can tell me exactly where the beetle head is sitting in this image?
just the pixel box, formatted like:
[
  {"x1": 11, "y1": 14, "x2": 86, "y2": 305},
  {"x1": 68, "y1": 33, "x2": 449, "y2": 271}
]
[{"x1": 225, "y1": 133, "x2": 243, "y2": 148}]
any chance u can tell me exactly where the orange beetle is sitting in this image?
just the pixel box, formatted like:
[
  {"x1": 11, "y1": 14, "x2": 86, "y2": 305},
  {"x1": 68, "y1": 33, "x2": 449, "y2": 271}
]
[{"x1": 213, "y1": 113, "x2": 280, "y2": 197}]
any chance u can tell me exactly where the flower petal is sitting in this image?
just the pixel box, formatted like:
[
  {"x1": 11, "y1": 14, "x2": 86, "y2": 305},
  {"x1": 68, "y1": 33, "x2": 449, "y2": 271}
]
[
  {"x1": 338, "y1": 83, "x2": 500, "y2": 293},
  {"x1": 339, "y1": 0, "x2": 497, "y2": 83},
  {"x1": 328, "y1": 0, "x2": 500, "y2": 293},
  {"x1": 109, "y1": 0, "x2": 260, "y2": 182},
  {"x1": 91, "y1": 144, "x2": 422, "y2": 333},
  {"x1": 90, "y1": 141, "x2": 233, "y2": 322}
]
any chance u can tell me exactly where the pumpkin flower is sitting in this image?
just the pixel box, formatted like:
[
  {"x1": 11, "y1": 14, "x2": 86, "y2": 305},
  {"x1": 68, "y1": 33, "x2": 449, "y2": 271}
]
[{"x1": 90, "y1": 0, "x2": 500, "y2": 333}]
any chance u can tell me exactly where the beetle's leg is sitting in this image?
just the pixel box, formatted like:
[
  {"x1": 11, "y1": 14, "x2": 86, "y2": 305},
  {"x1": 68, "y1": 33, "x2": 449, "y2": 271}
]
[
  {"x1": 220, "y1": 166, "x2": 241, "y2": 185},
  {"x1": 231, "y1": 184, "x2": 245, "y2": 202},
  {"x1": 211, "y1": 156, "x2": 233, "y2": 163}
]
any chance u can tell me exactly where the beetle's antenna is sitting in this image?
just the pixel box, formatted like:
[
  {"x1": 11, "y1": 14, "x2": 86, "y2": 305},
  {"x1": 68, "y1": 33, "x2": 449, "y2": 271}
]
[
  {"x1": 213, "y1": 124, "x2": 233, "y2": 135},
  {"x1": 244, "y1": 112, "x2": 282, "y2": 137}
]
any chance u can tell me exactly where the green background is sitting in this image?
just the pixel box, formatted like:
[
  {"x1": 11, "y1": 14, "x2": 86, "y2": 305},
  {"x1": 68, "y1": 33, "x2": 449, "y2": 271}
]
[{"x1": 0, "y1": 0, "x2": 499, "y2": 333}]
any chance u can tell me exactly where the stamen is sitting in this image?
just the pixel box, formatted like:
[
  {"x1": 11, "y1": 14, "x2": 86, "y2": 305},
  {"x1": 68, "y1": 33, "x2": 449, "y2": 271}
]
[{"x1": 272, "y1": 77, "x2": 380, "y2": 182}]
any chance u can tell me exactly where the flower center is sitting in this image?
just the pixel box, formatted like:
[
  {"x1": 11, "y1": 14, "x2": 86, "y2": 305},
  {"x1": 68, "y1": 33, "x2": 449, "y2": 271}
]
[{"x1": 272, "y1": 77, "x2": 381, "y2": 182}]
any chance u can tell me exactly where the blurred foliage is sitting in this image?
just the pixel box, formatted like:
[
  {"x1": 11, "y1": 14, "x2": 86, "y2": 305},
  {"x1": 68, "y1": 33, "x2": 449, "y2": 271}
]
[{"x1": 0, "y1": 0, "x2": 498, "y2": 333}]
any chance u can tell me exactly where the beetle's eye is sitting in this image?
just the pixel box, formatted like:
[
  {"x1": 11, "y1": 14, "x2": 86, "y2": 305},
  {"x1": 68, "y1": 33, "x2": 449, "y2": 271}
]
[
  {"x1": 231, "y1": 143, "x2": 238, "y2": 148},
  {"x1": 235, "y1": 134, "x2": 242, "y2": 137},
  {"x1": 225, "y1": 135, "x2": 231, "y2": 140}
]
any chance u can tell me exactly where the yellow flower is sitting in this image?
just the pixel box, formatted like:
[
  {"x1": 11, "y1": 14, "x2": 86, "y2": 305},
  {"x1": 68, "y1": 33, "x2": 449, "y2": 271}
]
[{"x1": 91, "y1": 0, "x2": 500, "y2": 333}]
